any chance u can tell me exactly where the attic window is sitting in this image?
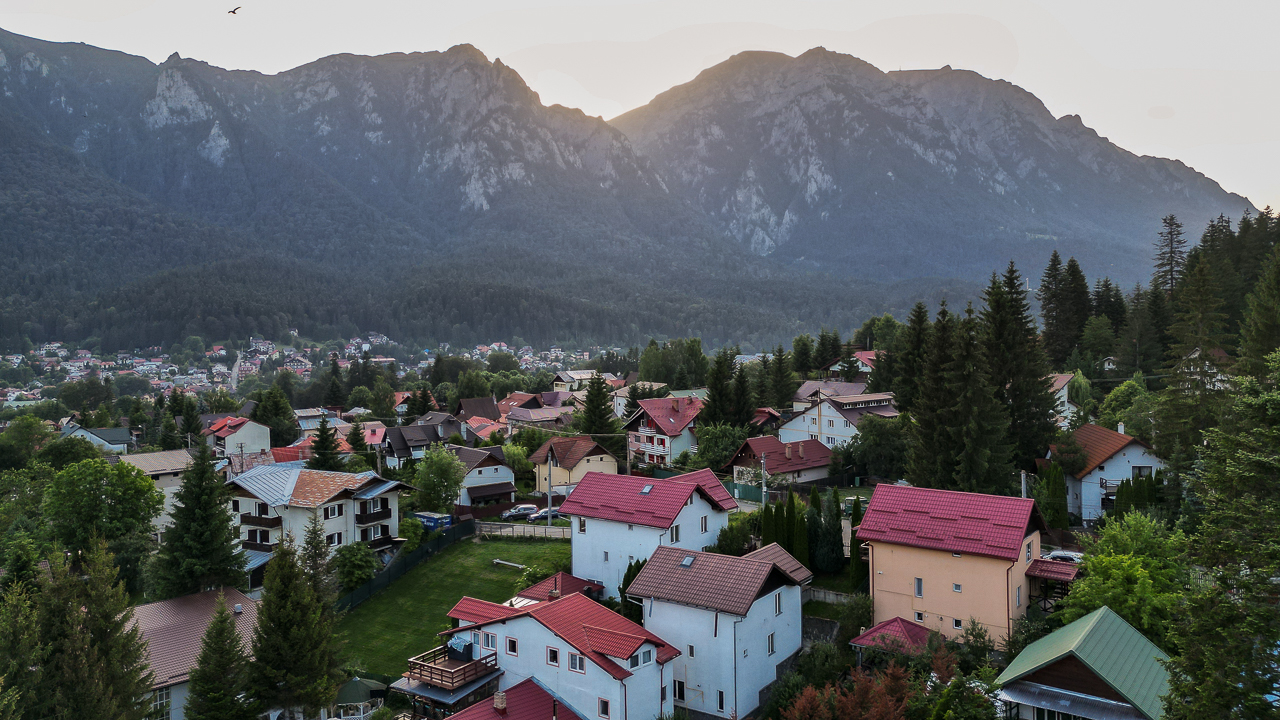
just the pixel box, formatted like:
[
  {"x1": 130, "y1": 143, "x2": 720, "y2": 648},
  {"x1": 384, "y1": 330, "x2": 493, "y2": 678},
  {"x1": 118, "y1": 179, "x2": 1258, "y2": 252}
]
[
  {"x1": 680, "y1": 556, "x2": 694, "y2": 567},
  {"x1": 641, "y1": 484, "x2": 654, "y2": 495}
]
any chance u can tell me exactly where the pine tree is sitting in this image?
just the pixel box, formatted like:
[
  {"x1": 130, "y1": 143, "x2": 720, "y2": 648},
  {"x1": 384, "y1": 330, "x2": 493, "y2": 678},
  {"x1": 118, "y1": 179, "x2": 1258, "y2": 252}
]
[
  {"x1": 0, "y1": 583, "x2": 45, "y2": 718},
  {"x1": 252, "y1": 386, "x2": 299, "y2": 447},
  {"x1": 1041, "y1": 256, "x2": 1091, "y2": 366},
  {"x1": 781, "y1": 494, "x2": 797, "y2": 554},
  {"x1": 792, "y1": 334, "x2": 815, "y2": 378},
  {"x1": 761, "y1": 503, "x2": 776, "y2": 547},
  {"x1": 730, "y1": 365, "x2": 754, "y2": 427},
  {"x1": 159, "y1": 412, "x2": 182, "y2": 450},
  {"x1": 770, "y1": 346, "x2": 794, "y2": 410},
  {"x1": 324, "y1": 353, "x2": 346, "y2": 407},
  {"x1": 1091, "y1": 278, "x2": 1128, "y2": 333},
  {"x1": 306, "y1": 416, "x2": 345, "y2": 472},
  {"x1": 300, "y1": 515, "x2": 337, "y2": 618},
  {"x1": 578, "y1": 375, "x2": 623, "y2": 459},
  {"x1": 907, "y1": 303, "x2": 956, "y2": 488},
  {"x1": 185, "y1": 594, "x2": 255, "y2": 720},
  {"x1": 890, "y1": 302, "x2": 932, "y2": 413},
  {"x1": 151, "y1": 442, "x2": 246, "y2": 599},
  {"x1": 181, "y1": 395, "x2": 203, "y2": 443},
  {"x1": 1238, "y1": 245, "x2": 1280, "y2": 378},
  {"x1": 702, "y1": 349, "x2": 734, "y2": 424},
  {"x1": 1155, "y1": 260, "x2": 1232, "y2": 455},
  {"x1": 345, "y1": 421, "x2": 369, "y2": 467},
  {"x1": 754, "y1": 355, "x2": 771, "y2": 409},
  {"x1": 981, "y1": 262, "x2": 1056, "y2": 467},
  {"x1": 1153, "y1": 214, "x2": 1188, "y2": 294},
  {"x1": 813, "y1": 329, "x2": 842, "y2": 370},
  {"x1": 1037, "y1": 250, "x2": 1066, "y2": 360},
  {"x1": 248, "y1": 535, "x2": 339, "y2": 718},
  {"x1": 848, "y1": 496, "x2": 867, "y2": 590},
  {"x1": 793, "y1": 504, "x2": 810, "y2": 567},
  {"x1": 947, "y1": 306, "x2": 1014, "y2": 494}
]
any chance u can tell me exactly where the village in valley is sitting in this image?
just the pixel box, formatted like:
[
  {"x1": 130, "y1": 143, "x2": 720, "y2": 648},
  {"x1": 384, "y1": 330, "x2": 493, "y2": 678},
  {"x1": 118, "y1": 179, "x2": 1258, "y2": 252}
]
[{"x1": 1, "y1": 215, "x2": 1278, "y2": 720}]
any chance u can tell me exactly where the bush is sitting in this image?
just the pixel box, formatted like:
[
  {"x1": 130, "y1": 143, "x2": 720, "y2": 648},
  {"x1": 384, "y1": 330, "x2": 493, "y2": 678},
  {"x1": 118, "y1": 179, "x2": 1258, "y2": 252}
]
[
  {"x1": 836, "y1": 593, "x2": 874, "y2": 646},
  {"x1": 517, "y1": 564, "x2": 551, "y2": 591},
  {"x1": 333, "y1": 543, "x2": 379, "y2": 591}
]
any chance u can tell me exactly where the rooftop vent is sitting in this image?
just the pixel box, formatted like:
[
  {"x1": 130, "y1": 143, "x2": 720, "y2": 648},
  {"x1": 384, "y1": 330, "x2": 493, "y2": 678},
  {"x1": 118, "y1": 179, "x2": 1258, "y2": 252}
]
[
  {"x1": 641, "y1": 484, "x2": 653, "y2": 495},
  {"x1": 494, "y1": 691, "x2": 507, "y2": 715},
  {"x1": 680, "y1": 556, "x2": 694, "y2": 567},
  {"x1": 233, "y1": 604, "x2": 243, "y2": 614}
]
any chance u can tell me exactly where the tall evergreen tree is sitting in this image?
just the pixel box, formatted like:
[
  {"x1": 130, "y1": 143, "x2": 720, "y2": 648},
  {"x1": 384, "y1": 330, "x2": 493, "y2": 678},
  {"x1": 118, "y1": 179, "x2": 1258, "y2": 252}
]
[
  {"x1": 248, "y1": 535, "x2": 339, "y2": 718},
  {"x1": 792, "y1": 334, "x2": 815, "y2": 378},
  {"x1": 252, "y1": 386, "x2": 299, "y2": 447},
  {"x1": 981, "y1": 262, "x2": 1056, "y2": 467},
  {"x1": 1155, "y1": 261, "x2": 1232, "y2": 455},
  {"x1": 907, "y1": 303, "x2": 956, "y2": 488},
  {"x1": 889, "y1": 302, "x2": 932, "y2": 413},
  {"x1": 323, "y1": 353, "x2": 346, "y2": 407},
  {"x1": 345, "y1": 421, "x2": 369, "y2": 466},
  {"x1": 701, "y1": 349, "x2": 734, "y2": 424},
  {"x1": 730, "y1": 365, "x2": 755, "y2": 428},
  {"x1": 1238, "y1": 245, "x2": 1280, "y2": 378},
  {"x1": 848, "y1": 496, "x2": 867, "y2": 590},
  {"x1": 185, "y1": 594, "x2": 256, "y2": 720},
  {"x1": 159, "y1": 412, "x2": 183, "y2": 451},
  {"x1": 793, "y1": 504, "x2": 811, "y2": 567},
  {"x1": 813, "y1": 329, "x2": 842, "y2": 370},
  {"x1": 1091, "y1": 277, "x2": 1128, "y2": 333},
  {"x1": 760, "y1": 503, "x2": 776, "y2": 547},
  {"x1": 754, "y1": 355, "x2": 771, "y2": 409},
  {"x1": 578, "y1": 375, "x2": 623, "y2": 459},
  {"x1": 181, "y1": 395, "x2": 203, "y2": 442},
  {"x1": 769, "y1": 346, "x2": 794, "y2": 410},
  {"x1": 1153, "y1": 214, "x2": 1188, "y2": 294},
  {"x1": 1037, "y1": 250, "x2": 1065, "y2": 357},
  {"x1": 151, "y1": 442, "x2": 246, "y2": 598},
  {"x1": 780, "y1": 494, "x2": 797, "y2": 554},
  {"x1": 947, "y1": 306, "x2": 1014, "y2": 494},
  {"x1": 305, "y1": 417, "x2": 345, "y2": 472},
  {"x1": 0, "y1": 583, "x2": 45, "y2": 720}
]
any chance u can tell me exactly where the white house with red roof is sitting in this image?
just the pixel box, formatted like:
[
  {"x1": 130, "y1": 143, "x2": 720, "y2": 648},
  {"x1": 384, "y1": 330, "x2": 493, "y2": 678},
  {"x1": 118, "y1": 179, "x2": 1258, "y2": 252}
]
[
  {"x1": 722, "y1": 436, "x2": 831, "y2": 485},
  {"x1": 625, "y1": 544, "x2": 812, "y2": 719},
  {"x1": 203, "y1": 416, "x2": 270, "y2": 458},
  {"x1": 442, "y1": 593, "x2": 678, "y2": 720},
  {"x1": 447, "y1": 677, "x2": 587, "y2": 720},
  {"x1": 1053, "y1": 423, "x2": 1165, "y2": 521},
  {"x1": 623, "y1": 396, "x2": 704, "y2": 467},
  {"x1": 1048, "y1": 373, "x2": 1077, "y2": 429},
  {"x1": 778, "y1": 393, "x2": 897, "y2": 448},
  {"x1": 558, "y1": 469, "x2": 738, "y2": 599}
]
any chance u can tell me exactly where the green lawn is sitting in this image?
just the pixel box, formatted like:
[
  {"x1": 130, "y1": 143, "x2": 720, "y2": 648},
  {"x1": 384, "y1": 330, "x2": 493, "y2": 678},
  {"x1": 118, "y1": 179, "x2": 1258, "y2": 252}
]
[
  {"x1": 809, "y1": 570, "x2": 860, "y2": 594},
  {"x1": 336, "y1": 538, "x2": 571, "y2": 675},
  {"x1": 802, "y1": 600, "x2": 844, "y2": 621}
]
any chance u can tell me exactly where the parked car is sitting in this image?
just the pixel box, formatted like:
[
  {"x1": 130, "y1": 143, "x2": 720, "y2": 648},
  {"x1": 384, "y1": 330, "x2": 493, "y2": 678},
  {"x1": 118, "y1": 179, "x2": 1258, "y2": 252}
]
[
  {"x1": 501, "y1": 504, "x2": 539, "y2": 521},
  {"x1": 1043, "y1": 550, "x2": 1084, "y2": 564},
  {"x1": 527, "y1": 509, "x2": 561, "y2": 523}
]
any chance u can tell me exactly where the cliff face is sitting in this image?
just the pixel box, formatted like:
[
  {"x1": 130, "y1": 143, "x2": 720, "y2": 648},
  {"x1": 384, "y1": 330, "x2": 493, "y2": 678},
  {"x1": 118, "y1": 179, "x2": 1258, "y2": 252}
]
[{"x1": 612, "y1": 48, "x2": 1254, "y2": 281}]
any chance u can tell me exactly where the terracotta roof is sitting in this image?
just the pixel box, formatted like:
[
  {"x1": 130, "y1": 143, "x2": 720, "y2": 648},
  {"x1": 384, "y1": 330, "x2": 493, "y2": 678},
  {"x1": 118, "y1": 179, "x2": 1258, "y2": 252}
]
[
  {"x1": 448, "y1": 596, "x2": 525, "y2": 624},
  {"x1": 517, "y1": 572, "x2": 604, "y2": 602},
  {"x1": 1068, "y1": 424, "x2": 1148, "y2": 478},
  {"x1": 725, "y1": 436, "x2": 830, "y2": 474},
  {"x1": 1026, "y1": 558, "x2": 1080, "y2": 582},
  {"x1": 227, "y1": 449, "x2": 275, "y2": 475},
  {"x1": 1048, "y1": 373, "x2": 1074, "y2": 393},
  {"x1": 751, "y1": 407, "x2": 781, "y2": 426},
  {"x1": 457, "y1": 397, "x2": 501, "y2": 422},
  {"x1": 131, "y1": 588, "x2": 257, "y2": 689},
  {"x1": 444, "y1": 444, "x2": 507, "y2": 473},
  {"x1": 204, "y1": 416, "x2": 253, "y2": 438},
  {"x1": 856, "y1": 485, "x2": 1047, "y2": 561},
  {"x1": 229, "y1": 466, "x2": 395, "y2": 508},
  {"x1": 744, "y1": 542, "x2": 815, "y2": 585},
  {"x1": 498, "y1": 391, "x2": 540, "y2": 414},
  {"x1": 118, "y1": 449, "x2": 193, "y2": 476},
  {"x1": 292, "y1": 434, "x2": 354, "y2": 453},
  {"x1": 853, "y1": 350, "x2": 878, "y2": 369},
  {"x1": 447, "y1": 677, "x2": 585, "y2": 720},
  {"x1": 849, "y1": 616, "x2": 932, "y2": 652},
  {"x1": 630, "y1": 396, "x2": 703, "y2": 436},
  {"x1": 528, "y1": 436, "x2": 615, "y2": 470},
  {"x1": 444, "y1": 593, "x2": 677, "y2": 680},
  {"x1": 557, "y1": 469, "x2": 736, "y2": 529},
  {"x1": 626, "y1": 545, "x2": 808, "y2": 616}
]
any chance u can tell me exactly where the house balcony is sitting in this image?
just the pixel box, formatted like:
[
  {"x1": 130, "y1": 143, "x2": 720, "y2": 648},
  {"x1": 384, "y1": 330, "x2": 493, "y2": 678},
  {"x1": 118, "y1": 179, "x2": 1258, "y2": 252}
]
[
  {"x1": 355, "y1": 508, "x2": 392, "y2": 526},
  {"x1": 242, "y1": 540, "x2": 277, "y2": 553},
  {"x1": 637, "y1": 442, "x2": 670, "y2": 455},
  {"x1": 364, "y1": 535, "x2": 395, "y2": 550},
  {"x1": 240, "y1": 513, "x2": 282, "y2": 529},
  {"x1": 638, "y1": 426, "x2": 656, "y2": 436},
  {"x1": 405, "y1": 646, "x2": 499, "y2": 691}
]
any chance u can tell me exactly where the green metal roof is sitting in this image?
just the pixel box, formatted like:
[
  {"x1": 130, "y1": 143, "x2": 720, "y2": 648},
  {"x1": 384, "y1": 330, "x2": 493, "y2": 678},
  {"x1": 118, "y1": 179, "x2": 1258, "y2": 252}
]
[{"x1": 996, "y1": 606, "x2": 1169, "y2": 720}]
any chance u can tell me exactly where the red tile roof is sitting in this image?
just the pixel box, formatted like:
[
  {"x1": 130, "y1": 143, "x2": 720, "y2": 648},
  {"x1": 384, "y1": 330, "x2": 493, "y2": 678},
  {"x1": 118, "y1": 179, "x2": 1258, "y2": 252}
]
[
  {"x1": 131, "y1": 588, "x2": 258, "y2": 689},
  {"x1": 1068, "y1": 423, "x2": 1148, "y2": 478},
  {"x1": 292, "y1": 434, "x2": 354, "y2": 453},
  {"x1": 849, "y1": 616, "x2": 932, "y2": 652},
  {"x1": 557, "y1": 469, "x2": 736, "y2": 529},
  {"x1": 744, "y1": 542, "x2": 815, "y2": 585},
  {"x1": 1048, "y1": 373, "x2": 1074, "y2": 393},
  {"x1": 853, "y1": 350, "x2": 878, "y2": 370},
  {"x1": 855, "y1": 485, "x2": 1047, "y2": 561},
  {"x1": 626, "y1": 544, "x2": 809, "y2": 616},
  {"x1": 724, "y1": 436, "x2": 830, "y2": 474},
  {"x1": 517, "y1": 572, "x2": 604, "y2": 602},
  {"x1": 528, "y1": 436, "x2": 615, "y2": 471},
  {"x1": 444, "y1": 593, "x2": 677, "y2": 680},
  {"x1": 751, "y1": 407, "x2": 781, "y2": 426},
  {"x1": 632, "y1": 396, "x2": 703, "y2": 436},
  {"x1": 204, "y1": 416, "x2": 252, "y2": 438},
  {"x1": 1026, "y1": 558, "x2": 1080, "y2": 582},
  {"x1": 447, "y1": 677, "x2": 585, "y2": 720}
]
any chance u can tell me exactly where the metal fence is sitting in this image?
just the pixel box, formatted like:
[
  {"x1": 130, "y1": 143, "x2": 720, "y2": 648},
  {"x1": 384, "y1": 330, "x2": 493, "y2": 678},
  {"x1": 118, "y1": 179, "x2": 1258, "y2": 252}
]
[
  {"x1": 334, "y1": 519, "x2": 475, "y2": 612},
  {"x1": 723, "y1": 480, "x2": 764, "y2": 503},
  {"x1": 476, "y1": 522, "x2": 571, "y2": 539},
  {"x1": 803, "y1": 586, "x2": 861, "y2": 605}
]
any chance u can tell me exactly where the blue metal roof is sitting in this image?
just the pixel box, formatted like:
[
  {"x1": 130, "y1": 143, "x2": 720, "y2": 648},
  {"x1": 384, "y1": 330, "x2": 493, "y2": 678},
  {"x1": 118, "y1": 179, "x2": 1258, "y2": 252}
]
[
  {"x1": 244, "y1": 549, "x2": 274, "y2": 571},
  {"x1": 354, "y1": 479, "x2": 398, "y2": 499},
  {"x1": 229, "y1": 466, "x2": 299, "y2": 506}
]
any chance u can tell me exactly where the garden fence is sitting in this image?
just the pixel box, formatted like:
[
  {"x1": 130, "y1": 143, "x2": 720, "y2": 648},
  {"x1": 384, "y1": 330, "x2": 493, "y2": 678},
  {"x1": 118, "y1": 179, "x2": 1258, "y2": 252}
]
[{"x1": 476, "y1": 522, "x2": 571, "y2": 539}]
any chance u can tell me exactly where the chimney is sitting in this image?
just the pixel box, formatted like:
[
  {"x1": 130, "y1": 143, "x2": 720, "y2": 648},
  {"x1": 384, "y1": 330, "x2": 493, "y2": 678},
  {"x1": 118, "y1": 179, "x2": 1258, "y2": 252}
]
[
  {"x1": 1117, "y1": 422, "x2": 1125, "y2": 436},
  {"x1": 548, "y1": 589, "x2": 560, "y2": 600},
  {"x1": 493, "y1": 691, "x2": 507, "y2": 715},
  {"x1": 671, "y1": 397, "x2": 678, "y2": 410},
  {"x1": 785, "y1": 443, "x2": 792, "y2": 460},
  {"x1": 798, "y1": 443, "x2": 804, "y2": 459},
  {"x1": 233, "y1": 604, "x2": 243, "y2": 614}
]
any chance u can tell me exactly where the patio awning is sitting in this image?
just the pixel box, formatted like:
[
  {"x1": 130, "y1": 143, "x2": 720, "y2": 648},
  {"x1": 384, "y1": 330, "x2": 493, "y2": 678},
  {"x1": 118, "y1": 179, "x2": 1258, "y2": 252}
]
[
  {"x1": 336, "y1": 677, "x2": 387, "y2": 705},
  {"x1": 390, "y1": 669, "x2": 503, "y2": 705},
  {"x1": 1026, "y1": 558, "x2": 1080, "y2": 582},
  {"x1": 998, "y1": 681, "x2": 1147, "y2": 720}
]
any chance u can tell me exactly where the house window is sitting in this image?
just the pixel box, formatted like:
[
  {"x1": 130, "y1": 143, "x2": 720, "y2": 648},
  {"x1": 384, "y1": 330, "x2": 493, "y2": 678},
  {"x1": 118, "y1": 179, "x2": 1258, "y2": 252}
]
[
  {"x1": 662, "y1": 685, "x2": 667, "y2": 702},
  {"x1": 688, "y1": 644, "x2": 695, "y2": 658},
  {"x1": 325, "y1": 532, "x2": 342, "y2": 547},
  {"x1": 809, "y1": 434, "x2": 818, "y2": 440},
  {"x1": 483, "y1": 632, "x2": 496, "y2": 650},
  {"x1": 827, "y1": 436, "x2": 836, "y2": 445},
  {"x1": 506, "y1": 637, "x2": 518, "y2": 656},
  {"x1": 767, "y1": 633, "x2": 775, "y2": 655},
  {"x1": 914, "y1": 612, "x2": 924, "y2": 622},
  {"x1": 598, "y1": 699, "x2": 610, "y2": 719},
  {"x1": 673, "y1": 680, "x2": 686, "y2": 702},
  {"x1": 231, "y1": 499, "x2": 240, "y2": 513},
  {"x1": 701, "y1": 516, "x2": 708, "y2": 533},
  {"x1": 256, "y1": 502, "x2": 269, "y2": 516},
  {"x1": 1016, "y1": 587, "x2": 1022, "y2": 608},
  {"x1": 472, "y1": 631, "x2": 481, "y2": 647},
  {"x1": 148, "y1": 686, "x2": 171, "y2": 720},
  {"x1": 775, "y1": 593, "x2": 783, "y2": 615},
  {"x1": 670, "y1": 525, "x2": 681, "y2": 543},
  {"x1": 953, "y1": 583, "x2": 962, "y2": 593},
  {"x1": 718, "y1": 691, "x2": 725, "y2": 712},
  {"x1": 810, "y1": 416, "x2": 817, "y2": 425},
  {"x1": 952, "y1": 552, "x2": 962, "y2": 558},
  {"x1": 1026, "y1": 542, "x2": 1033, "y2": 562},
  {"x1": 1132, "y1": 465, "x2": 1153, "y2": 480},
  {"x1": 953, "y1": 618, "x2": 964, "y2": 630},
  {"x1": 914, "y1": 577, "x2": 923, "y2": 598},
  {"x1": 547, "y1": 647, "x2": 560, "y2": 666},
  {"x1": 323, "y1": 503, "x2": 344, "y2": 520},
  {"x1": 247, "y1": 529, "x2": 271, "y2": 544},
  {"x1": 578, "y1": 518, "x2": 586, "y2": 533},
  {"x1": 570, "y1": 653, "x2": 586, "y2": 673},
  {"x1": 685, "y1": 495, "x2": 694, "y2": 506},
  {"x1": 828, "y1": 419, "x2": 834, "y2": 427},
  {"x1": 642, "y1": 649, "x2": 651, "y2": 664},
  {"x1": 604, "y1": 551, "x2": 609, "y2": 562},
  {"x1": 844, "y1": 420, "x2": 850, "y2": 428},
  {"x1": 629, "y1": 653, "x2": 641, "y2": 669}
]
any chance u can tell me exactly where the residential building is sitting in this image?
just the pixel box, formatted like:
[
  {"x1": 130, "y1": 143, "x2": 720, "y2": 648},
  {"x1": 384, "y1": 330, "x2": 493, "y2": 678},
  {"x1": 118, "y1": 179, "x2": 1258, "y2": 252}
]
[
  {"x1": 1054, "y1": 424, "x2": 1166, "y2": 522},
  {"x1": 778, "y1": 393, "x2": 897, "y2": 448},
  {"x1": 529, "y1": 436, "x2": 618, "y2": 495},
  {"x1": 624, "y1": 396, "x2": 704, "y2": 467},
  {"x1": 437, "y1": 593, "x2": 678, "y2": 720},
  {"x1": 505, "y1": 406, "x2": 576, "y2": 435},
  {"x1": 558, "y1": 469, "x2": 737, "y2": 598},
  {"x1": 722, "y1": 436, "x2": 831, "y2": 485},
  {"x1": 203, "y1": 416, "x2": 271, "y2": 458},
  {"x1": 791, "y1": 380, "x2": 866, "y2": 412},
  {"x1": 295, "y1": 407, "x2": 338, "y2": 437},
  {"x1": 515, "y1": 572, "x2": 605, "y2": 604},
  {"x1": 60, "y1": 422, "x2": 132, "y2": 454},
  {"x1": 446, "y1": 678, "x2": 587, "y2": 720},
  {"x1": 625, "y1": 543, "x2": 812, "y2": 720},
  {"x1": 117, "y1": 449, "x2": 194, "y2": 534},
  {"x1": 226, "y1": 466, "x2": 411, "y2": 588},
  {"x1": 443, "y1": 445, "x2": 516, "y2": 507},
  {"x1": 610, "y1": 382, "x2": 668, "y2": 418},
  {"x1": 996, "y1": 606, "x2": 1168, "y2": 720},
  {"x1": 383, "y1": 413, "x2": 469, "y2": 468},
  {"x1": 1048, "y1": 373, "x2": 1076, "y2": 429},
  {"x1": 133, "y1": 587, "x2": 258, "y2": 720},
  {"x1": 457, "y1": 397, "x2": 501, "y2": 422},
  {"x1": 856, "y1": 485, "x2": 1072, "y2": 641},
  {"x1": 552, "y1": 370, "x2": 616, "y2": 392}
]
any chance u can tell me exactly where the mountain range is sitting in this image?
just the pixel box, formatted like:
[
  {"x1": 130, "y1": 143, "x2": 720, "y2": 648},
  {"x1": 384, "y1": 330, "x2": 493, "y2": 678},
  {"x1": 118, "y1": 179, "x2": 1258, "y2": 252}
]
[{"x1": 0, "y1": 30, "x2": 1254, "y2": 352}]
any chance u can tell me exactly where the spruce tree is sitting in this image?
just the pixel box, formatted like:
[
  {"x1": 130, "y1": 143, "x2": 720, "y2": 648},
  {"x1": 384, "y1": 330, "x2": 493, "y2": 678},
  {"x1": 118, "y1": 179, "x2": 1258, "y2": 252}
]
[
  {"x1": 848, "y1": 496, "x2": 867, "y2": 590},
  {"x1": 780, "y1": 495, "x2": 796, "y2": 554},
  {"x1": 702, "y1": 349, "x2": 734, "y2": 424},
  {"x1": 1037, "y1": 250, "x2": 1065, "y2": 359},
  {"x1": 1238, "y1": 245, "x2": 1280, "y2": 378},
  {"x1": 1153, "y1": 214, "x2": 1188, "y2": 294},
  {"x1": 0, "y1": 583, "x2": 45, "y2": 719},
  {"x1": 151, "y1": 442, "x2": 246, "y2": 599},
  {"x1": 761, "y1": 503, "x2": 775, "y2": 547},
  {"x1": 248, "y1": 535, "x2": 339, "y2": 718},
  {"x1": 1091, "y1": 278, "x2": 1128, "y2": 333},
  {"x1": 770, "y1": 346, "x2": 794, "y2": 410},
  {"x1": 345, "y1": 421, "x2": 369, "y2": 466},
  {"x1": 981, "y1": 262, "x2": 1056, "y2": 467},
  {"x1": 324, "y1": 353, "x2": 346, "y2": 407},
  {"x1": 1155, "y1": 260, "x2": 1232, "y2": 455},
  {"x1": 730, "y1": 365, "x2": 754, "y2": 427},
  {"x1": 793, "y1": 504, "x2": 810, "y2": 567},
  {"x1": 891, "y1": 302, "x2": 932, "y2": 413},
  {"x1": 159, "y1": 412, "x2": 183, "y2": 450},
  {"x1": 181, "y1": 396, "x2": 203, "y2": 443},
  {"x1": 754, "y1": 355, "x2": 771, "y2": 409},
  {"x1": 300, "y1": 515, "x2": 337, "y2": 618},
  {"x1": 907, "y1": 303, "x2": 956, "y2": 488},
  {"x1": 252, "y1": 386, "x2": 299, "y2": 447},
  {"x1": 306, "y1": 417, "x2": 345, "y2": 472},
  {"x1": 185, "y1": 595, "x2": 255, "y2": 720},
  {"x1": 578, "y1": 375, "x2": 623, "y2": 458},
  {"x1": 792, "y1": 334, "x2": 815, "y2": 378},
  {"x1": 947, "y1": 306, "x2": 1014, "y2": 494}
]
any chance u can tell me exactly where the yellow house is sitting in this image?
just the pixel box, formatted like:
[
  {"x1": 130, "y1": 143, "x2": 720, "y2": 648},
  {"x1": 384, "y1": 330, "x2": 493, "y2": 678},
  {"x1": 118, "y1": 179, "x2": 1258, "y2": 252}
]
[
  {"x1": 528, "y1": 436, "x2": 618, "y2": 494},
  {"x1": 856, "y1": 485, "x2": 1066, "y2": 642}
]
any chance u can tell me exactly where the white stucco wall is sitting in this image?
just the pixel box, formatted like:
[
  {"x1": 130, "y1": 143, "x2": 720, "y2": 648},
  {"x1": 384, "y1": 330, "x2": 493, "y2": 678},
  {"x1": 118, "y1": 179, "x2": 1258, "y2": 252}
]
[
  {"x1": 458, "y1": 464, "x2": 515, "y2": 505},
  {"x1": 778, "y1": 404, "x2": 858, "y2": 447},
  {"x1": 1072, "y1": 444, "x2": 1166, "y2": 520}
]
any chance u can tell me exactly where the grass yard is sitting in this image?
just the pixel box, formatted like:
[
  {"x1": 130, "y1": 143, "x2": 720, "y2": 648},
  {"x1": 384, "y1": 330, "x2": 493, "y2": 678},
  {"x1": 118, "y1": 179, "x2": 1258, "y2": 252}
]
[
  {"x1": 802, "y1": 600, "x2": 845, "y2": 621},
  {"x1": 336, "y1": 538, "x2": 571, "y2": 675},
  {"x1": 809, "y1": 570, "x2": 861, "y2": 593}
]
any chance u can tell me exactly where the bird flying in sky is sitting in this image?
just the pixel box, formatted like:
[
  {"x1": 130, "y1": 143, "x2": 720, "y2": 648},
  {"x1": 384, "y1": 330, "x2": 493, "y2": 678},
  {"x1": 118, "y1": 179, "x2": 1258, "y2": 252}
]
[{"x1": 228, "y1": 6, "x2": 241, "y2": 14}]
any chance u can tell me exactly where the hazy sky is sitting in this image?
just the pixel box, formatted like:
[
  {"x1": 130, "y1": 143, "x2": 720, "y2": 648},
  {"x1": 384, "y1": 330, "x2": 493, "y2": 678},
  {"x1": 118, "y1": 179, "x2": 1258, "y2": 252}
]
[{"x1": 2, "y1": 0, "x2": 1276, "y2": 211}]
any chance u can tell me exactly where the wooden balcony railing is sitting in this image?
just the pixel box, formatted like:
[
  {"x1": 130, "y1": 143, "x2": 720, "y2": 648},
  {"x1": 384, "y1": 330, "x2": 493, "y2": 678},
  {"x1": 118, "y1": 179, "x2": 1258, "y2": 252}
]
[
  {"x1": 242, "y1": 540, "x2": 277, "y2": 553},
  {"x1": 404, "y1": 646, "x2": 498, "y2": 691},
  {"x1": 355, "y1": 508, "x2": 392, "y2": 526},
  {"x1": 240, "y1": 513, "x2": 282, "y2": 528},
  {"x1": 365, "y1": 535, "x2": 395, "y2": 550}
]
